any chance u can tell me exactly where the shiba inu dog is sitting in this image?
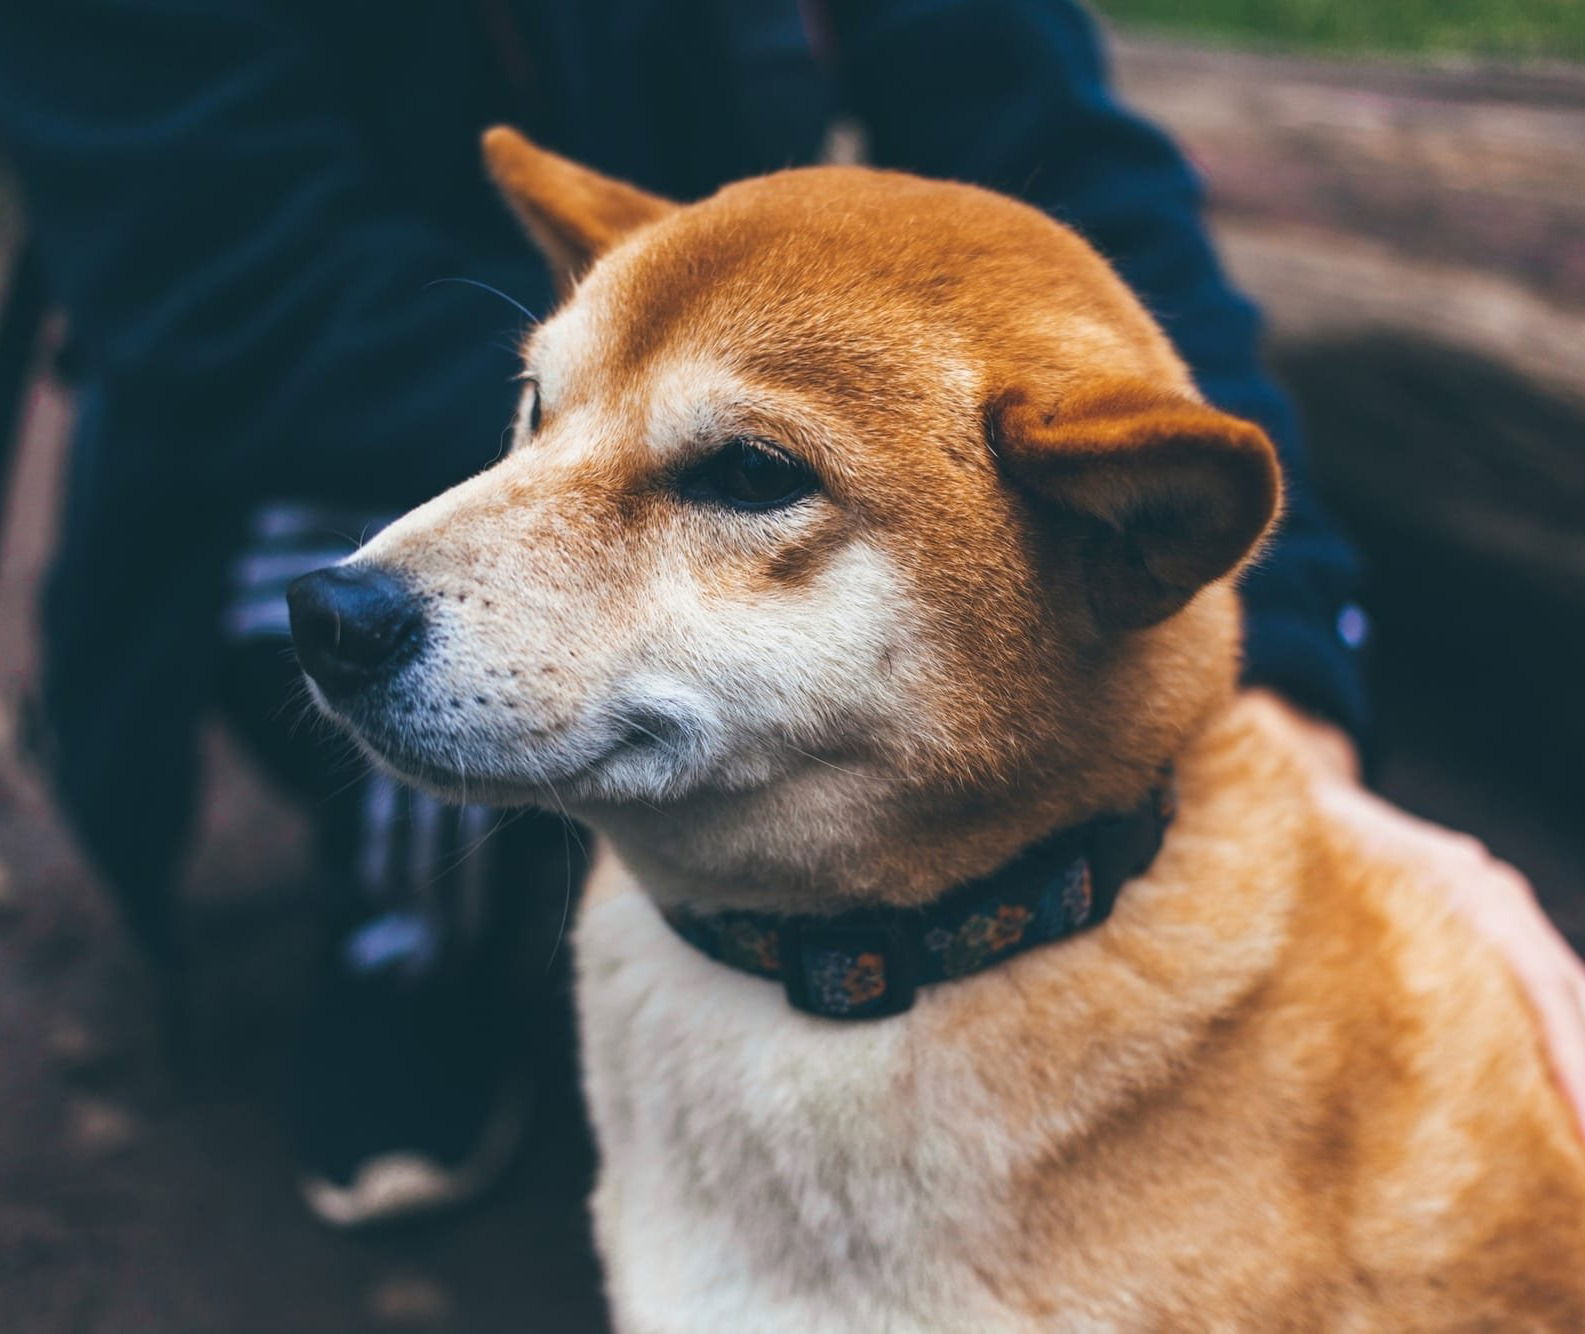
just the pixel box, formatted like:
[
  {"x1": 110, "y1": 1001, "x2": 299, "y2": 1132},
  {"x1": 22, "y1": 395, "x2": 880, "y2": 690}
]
[{"x1": 288, "y1": 128, "x2": 1585, "y2": 1331}]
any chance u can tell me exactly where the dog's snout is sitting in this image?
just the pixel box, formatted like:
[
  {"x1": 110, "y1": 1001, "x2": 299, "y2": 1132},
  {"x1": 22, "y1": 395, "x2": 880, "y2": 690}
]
[{"x1": 287, "y1": 565, "x2": 424, "y2": 695}]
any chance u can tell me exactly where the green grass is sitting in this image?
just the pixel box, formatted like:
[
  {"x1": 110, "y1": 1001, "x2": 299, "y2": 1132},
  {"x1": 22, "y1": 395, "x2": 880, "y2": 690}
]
[{"x1": 1089, "y1": 0, "x2": 1585, "y2": 63}]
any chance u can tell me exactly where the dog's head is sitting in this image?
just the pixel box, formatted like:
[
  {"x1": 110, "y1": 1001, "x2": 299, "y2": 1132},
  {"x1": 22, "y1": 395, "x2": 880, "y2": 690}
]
[{"x1": 289, "y1": 130, "x2": 1279, "y2": 907}]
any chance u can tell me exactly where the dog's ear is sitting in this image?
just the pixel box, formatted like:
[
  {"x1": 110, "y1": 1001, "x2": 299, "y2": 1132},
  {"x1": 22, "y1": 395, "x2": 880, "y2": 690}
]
[
  {"x1": 482, "y1": 127, "x2": 676, "y2": 293},
  {"x1": 991, "y1": 377, "x2": 1281, "y2": 630}
]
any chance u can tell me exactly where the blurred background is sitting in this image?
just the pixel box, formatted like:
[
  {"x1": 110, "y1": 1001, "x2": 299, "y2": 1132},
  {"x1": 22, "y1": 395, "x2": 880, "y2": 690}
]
[{"x1": 0, "y1": 3, "x2": 1582, "y2": 1331}]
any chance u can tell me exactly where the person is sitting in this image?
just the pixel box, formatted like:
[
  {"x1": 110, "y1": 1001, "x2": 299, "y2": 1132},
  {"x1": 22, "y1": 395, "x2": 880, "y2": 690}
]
[{"x1": 1, "y1": 0, "x2": 1580, "y2": 1226}]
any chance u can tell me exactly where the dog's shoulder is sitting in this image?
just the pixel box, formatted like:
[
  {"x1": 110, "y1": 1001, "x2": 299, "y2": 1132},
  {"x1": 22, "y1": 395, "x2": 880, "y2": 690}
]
[
  {"x1": 1229, "y1": 699, "x2": 1585, "y2": 1323},
  {"x1": 1303, "y1": 807, "x2": 1585, "y2": 1322}
]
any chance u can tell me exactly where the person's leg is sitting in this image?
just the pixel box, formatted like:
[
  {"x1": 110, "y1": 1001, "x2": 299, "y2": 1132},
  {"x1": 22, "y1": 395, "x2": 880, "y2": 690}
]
[{"x1": 216, "y1": 504, "x2": 577, "y2": 1226}]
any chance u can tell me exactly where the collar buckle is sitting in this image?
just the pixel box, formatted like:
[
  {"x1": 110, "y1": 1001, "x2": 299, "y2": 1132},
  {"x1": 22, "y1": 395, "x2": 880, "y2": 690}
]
[{"x1": 779, "y1": 917, "x2": 918, "y2": 1020}]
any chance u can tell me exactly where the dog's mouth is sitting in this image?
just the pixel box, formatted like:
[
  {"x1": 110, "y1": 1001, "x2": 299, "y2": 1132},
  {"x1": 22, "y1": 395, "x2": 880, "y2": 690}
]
[{"x1": 312, "y1": 678, "x2": 702, "y2": 808}]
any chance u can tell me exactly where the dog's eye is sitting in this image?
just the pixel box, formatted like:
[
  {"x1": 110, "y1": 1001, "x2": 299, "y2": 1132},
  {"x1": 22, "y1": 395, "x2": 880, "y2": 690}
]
[{"x1": 684, "y1": 439, "x2": 816, "y2": 512}]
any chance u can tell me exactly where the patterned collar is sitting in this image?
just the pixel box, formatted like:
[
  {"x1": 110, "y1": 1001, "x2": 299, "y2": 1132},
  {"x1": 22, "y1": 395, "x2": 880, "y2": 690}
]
[{"x1": 661, "y1": 779, "x2": 1176, "y2": 1021}]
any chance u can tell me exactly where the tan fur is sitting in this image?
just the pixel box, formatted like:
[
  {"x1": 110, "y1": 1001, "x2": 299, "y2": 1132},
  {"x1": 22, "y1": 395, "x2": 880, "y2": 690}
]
[{"x1": 317, "y1": 132, "x2": 1585, "y2": 1329}]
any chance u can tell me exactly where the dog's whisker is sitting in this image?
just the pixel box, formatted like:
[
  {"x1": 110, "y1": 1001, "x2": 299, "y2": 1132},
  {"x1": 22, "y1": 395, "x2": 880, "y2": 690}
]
[
  {"x1": 449, "y1": 741, "x2": 472, "y2": 807},
  {"x1": 616, "y1": 717, "x2": 668, "y2": 747},
  {"x1": 597, "y1": 712, "x2": 673, "y2": 812},
  {"x1": 777, "y1": 739, "x2": 868, "y2": 780},
  {"x1": 424, "y1": 275, "x2": 541, "y2": 324},
  {"x1": 541, "y1": 783, "x2": 585, "y2": 971},
  {"x1": 421, "y1": 805, "x2": 517, "y2": 895}
]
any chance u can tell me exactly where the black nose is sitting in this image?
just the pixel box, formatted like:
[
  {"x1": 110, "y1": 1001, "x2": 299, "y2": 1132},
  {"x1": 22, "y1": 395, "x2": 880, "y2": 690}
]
[{"x1": 287, "y1": 565, "x2": 424, "y2": 695}]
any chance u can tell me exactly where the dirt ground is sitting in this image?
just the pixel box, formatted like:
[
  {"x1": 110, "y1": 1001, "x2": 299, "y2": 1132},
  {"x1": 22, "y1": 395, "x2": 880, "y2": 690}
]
[{"x1": 1, "y1": 373, "x2": 1582, "y2": 1333}]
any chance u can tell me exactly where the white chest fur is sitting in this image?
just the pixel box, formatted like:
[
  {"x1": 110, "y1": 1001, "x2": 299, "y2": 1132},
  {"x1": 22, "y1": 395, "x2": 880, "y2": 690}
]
[{"x1": 575, "y1": 878, "x2": 1053, "y2": 1334}]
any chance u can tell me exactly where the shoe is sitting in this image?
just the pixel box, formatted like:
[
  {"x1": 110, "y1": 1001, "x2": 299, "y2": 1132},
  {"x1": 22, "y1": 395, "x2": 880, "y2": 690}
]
[{"x1": 293, "y1": 909, "x2": 528, "y2": 1228}]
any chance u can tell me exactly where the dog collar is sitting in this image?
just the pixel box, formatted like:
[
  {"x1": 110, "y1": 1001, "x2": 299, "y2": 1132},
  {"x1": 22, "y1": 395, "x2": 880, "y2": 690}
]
[{"x1": 661, "y1": 779, "x2": 1175, "y2": 1021}]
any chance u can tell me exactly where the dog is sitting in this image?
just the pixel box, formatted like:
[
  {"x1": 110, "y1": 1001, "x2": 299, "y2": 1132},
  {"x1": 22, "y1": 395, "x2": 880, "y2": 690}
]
[{"x1": 288, "y1": 128, "x2": 1585, "y2": 1330}]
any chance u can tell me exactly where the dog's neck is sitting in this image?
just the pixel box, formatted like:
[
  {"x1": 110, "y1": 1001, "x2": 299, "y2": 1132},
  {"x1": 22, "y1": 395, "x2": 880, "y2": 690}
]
[
  {"x1": 658, "y1": 775, "x2": 1174, "y2": 1019},
  {"x1": 588, "y1": 769, "x2": 1146, "y2": 917},
  {"x1": 583, "y1": 696, "x2": 1224, "y2": 919},
  {"x1": 581, "y1": 592, "x2": 1243, "y2": 917}
]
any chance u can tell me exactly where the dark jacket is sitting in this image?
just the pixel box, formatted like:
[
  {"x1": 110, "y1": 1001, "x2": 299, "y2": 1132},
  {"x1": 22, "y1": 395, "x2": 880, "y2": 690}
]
[{"x1": 0, "y1": 0, "x2": 1365, "y2": 930}]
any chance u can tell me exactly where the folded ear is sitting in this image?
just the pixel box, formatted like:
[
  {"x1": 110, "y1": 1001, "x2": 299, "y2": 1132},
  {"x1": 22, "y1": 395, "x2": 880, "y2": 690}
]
[
  {"x1": 482, "y1": 127, "x2": 677, "y2": 294},
  {"x1": 991, "y1": 378, "x2": 1282, "y2": 630}
]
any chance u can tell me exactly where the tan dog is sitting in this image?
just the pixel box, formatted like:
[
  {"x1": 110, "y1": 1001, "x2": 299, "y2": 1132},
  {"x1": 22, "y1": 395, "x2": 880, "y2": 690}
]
[{"x1": 290, "y1": 129, "x2": 1585, "y2": 1330}]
